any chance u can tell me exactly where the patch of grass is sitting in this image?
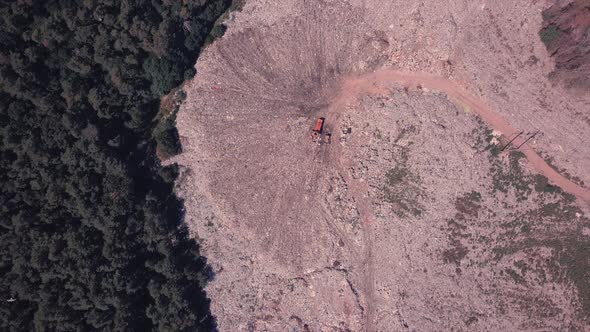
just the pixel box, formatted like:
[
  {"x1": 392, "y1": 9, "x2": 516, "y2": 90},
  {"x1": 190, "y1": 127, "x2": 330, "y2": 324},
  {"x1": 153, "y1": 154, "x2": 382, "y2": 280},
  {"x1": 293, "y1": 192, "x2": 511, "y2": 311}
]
[
  {"x1": 490, "y1": 150, "x2": 533, "y2": 201},
  {"x1": 442, "y1": 191, "x2": 485, "y2": 267},
  {"x1": 455, "y1": 191, "x2": 482, "y2": 218},
  {"x1": 228, "y1": 0, "x2": 246, "y2": 12},
  {"x1": 533, "y1": 174, "x2": 562, "y2": 194},
  {"x1": 491, "y1": 194, "x2": 590, "y2": 319},
  {"x1": 381, "y1": 146, "x2": 424, "y2": 218},
  {"x1": 472, "y1": 121, "x2": 569, "y2": 201},
  {"x1": 154, "y1": 89, "x2": 185, "y2": 159},
  {"x1": 465, "y1": 315, "x2": 479, "y2": 327},
  {"x1": 203, "y1": 0, "x2": 245, "y2": 47},
  {"x1": 514, "y1": 260, "x2": 529, "y2": 275},
  {"x1": 386, "y1": 165, "x2": 410, "y2": 186},
  {"x1": 540, "y1": 24, "x2": 561, "y2": 47},
  {"x1": 445, "y1": 218, "x2": 470, "y2": 244},
  {"x1": 373, "y1": 128, "x2": 383, "y2": 140},
  {"x1": 509, "y1": 150, "x2": 525, "y2": 168},
  {"x1": 472, "y1": 117, "x2": 501, "y2": 156},
  {"x1": 442, "y1": 239, "x2": 469, "y2": 266},
  {"x1": 465, "y1": 119, "x2": 590, "y2": 318},
  {"x1": 442, "y1": 204, "x2": 475, "y2": 267},
  {"x1": 203, "y1": 24, "x2": 227, "y2": 47},
  {"x1": 393, "y1": 123, "x2": 417, "y2": 144},
  {"x1": 382, "y1": 185, "x2": 424, "y2": 218},
  {"x1": 558, "y1": 237, "x2": 590, "y2": 318},
  {"x1": 505, "y1": 268, "x2": 526, "y2": 285},
  {"x1": 540, "y1": 199, "x2": 582, "y2": 222}
]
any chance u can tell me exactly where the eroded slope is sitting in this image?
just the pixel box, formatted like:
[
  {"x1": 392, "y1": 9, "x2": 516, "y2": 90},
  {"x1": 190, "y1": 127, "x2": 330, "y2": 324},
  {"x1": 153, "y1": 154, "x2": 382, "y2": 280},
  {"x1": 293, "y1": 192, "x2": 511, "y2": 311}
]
[{"x1": 540, "y1": 0, "x2": 590, "y2": 91}]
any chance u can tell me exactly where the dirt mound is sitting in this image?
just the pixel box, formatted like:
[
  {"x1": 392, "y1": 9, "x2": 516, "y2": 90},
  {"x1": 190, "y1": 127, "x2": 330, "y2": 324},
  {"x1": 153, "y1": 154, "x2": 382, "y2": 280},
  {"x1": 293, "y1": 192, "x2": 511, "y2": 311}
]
[{"x1": 541, "y1": 0, "x2": 590, "y2": 90}]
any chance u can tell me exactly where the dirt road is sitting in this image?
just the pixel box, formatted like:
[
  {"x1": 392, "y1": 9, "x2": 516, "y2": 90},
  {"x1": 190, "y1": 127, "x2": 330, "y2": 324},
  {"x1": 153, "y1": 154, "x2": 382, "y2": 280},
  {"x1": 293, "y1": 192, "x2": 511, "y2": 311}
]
[{"x1": 334, "y1": 69, "x2": 590, "y2": 205}]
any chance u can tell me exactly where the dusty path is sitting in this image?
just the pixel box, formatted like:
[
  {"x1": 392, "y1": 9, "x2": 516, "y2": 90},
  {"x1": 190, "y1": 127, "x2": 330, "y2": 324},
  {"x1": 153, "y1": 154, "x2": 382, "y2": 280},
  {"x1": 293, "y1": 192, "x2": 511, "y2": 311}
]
[
  {"x1": 331, "y1": 151, "x2": 376, "y2": 331},
  {"x1": 332, "y1": 69, "x2": 590, "y2": 205}
]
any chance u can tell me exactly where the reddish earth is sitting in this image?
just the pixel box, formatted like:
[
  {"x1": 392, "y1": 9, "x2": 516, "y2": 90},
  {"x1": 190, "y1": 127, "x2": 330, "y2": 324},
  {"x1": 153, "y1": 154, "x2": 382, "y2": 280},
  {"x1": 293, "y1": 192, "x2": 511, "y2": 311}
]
[{"x1": 171, "y1": 0, "x2": 590, "y2": 330}]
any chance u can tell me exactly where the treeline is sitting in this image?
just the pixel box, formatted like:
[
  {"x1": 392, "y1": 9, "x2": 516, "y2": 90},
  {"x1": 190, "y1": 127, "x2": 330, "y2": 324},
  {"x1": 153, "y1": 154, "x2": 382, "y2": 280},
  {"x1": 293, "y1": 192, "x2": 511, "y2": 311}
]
[{"x1": 0, "y1": 1, "x2": 230, "y2": 331}]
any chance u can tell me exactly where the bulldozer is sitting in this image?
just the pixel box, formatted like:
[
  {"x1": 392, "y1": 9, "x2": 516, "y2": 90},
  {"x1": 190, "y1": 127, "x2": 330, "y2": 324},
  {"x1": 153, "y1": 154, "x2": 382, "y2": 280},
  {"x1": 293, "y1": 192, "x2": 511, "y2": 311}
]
[{"x1": 311, "y1": 117, "x2": 331, "y2": 144}]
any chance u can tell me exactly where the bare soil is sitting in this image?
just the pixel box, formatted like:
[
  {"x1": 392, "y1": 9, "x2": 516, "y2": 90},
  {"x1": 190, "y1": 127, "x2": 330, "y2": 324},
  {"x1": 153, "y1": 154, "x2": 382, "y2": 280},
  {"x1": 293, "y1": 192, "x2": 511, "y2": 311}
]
[{"x1": 171, "y1": 1, "x2": 590, "y2": 330}]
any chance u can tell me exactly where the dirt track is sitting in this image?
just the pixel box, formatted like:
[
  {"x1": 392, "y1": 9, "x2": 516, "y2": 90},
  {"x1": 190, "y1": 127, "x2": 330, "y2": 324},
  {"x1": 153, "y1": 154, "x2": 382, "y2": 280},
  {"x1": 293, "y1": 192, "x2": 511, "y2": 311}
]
[
  {"x1": 335, "y1": 69, "x2": 590, "y2": 204},
  {"x1": 174, "y1": 0, "x2": 590, "y2": 330}
]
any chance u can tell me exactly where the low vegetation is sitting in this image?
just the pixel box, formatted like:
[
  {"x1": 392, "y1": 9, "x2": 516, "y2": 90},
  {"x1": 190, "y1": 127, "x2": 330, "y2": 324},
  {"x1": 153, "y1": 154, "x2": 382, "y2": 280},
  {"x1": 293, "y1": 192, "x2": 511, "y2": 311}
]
[
  {"x1": 381, "y1": 141, "x2": 424, "y2": 218},
  {"x1": 539, "y1": 24, "x2": 561, "y2": 47},
  {"x1": 203, "y1": 0, "x2": 245, "y2": 47},
  {"x1": 445, "y1": 120, "x2": 590, "y2": 320},
  {"x1": 154, "y1": 90, "x2": 186, "y2": 159}
]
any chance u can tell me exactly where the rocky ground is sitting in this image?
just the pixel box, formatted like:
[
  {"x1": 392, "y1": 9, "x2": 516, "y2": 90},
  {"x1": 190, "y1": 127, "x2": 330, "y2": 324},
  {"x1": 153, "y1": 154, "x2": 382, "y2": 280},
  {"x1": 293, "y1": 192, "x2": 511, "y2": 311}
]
[{"x1": 171, "y1": 0, "x2": 590, "y2": 330}]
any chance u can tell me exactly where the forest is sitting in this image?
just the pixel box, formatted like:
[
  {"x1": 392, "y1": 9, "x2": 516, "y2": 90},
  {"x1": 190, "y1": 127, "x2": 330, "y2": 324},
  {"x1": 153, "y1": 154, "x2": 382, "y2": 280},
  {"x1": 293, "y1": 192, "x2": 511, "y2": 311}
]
[{"x1": 0, "y1": 0, "x2": 230, "y2": 330}]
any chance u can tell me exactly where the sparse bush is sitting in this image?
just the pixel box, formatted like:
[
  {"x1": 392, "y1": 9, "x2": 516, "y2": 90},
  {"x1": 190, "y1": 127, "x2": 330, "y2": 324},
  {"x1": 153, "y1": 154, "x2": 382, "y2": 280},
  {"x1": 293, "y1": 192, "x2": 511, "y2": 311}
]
[
  {"x1": 155, "y1": 127, "x2": 182, "y2": 158},
  {"x1": 455, "y1": 191, "x2": 482, "y2": 217},
  {"x1": 540, "y1": 24, "x2": 561, "y2": 47},
  {"x1": 442, "y1": 239, "x2": 469, "y2": 266},
  {"x1": 204, "y1": 24, "x2": 228, "y2": 47},
  {"x1": 381, "y1": 146, "x2": 424, "y2": 218}
]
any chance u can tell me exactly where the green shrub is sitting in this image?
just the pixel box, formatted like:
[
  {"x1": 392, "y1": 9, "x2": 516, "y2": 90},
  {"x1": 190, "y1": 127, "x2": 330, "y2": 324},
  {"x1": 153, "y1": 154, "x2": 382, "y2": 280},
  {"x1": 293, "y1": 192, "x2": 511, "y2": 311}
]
[{"x1": 540, "y1": 24, "x2": 561, "y2": 47}]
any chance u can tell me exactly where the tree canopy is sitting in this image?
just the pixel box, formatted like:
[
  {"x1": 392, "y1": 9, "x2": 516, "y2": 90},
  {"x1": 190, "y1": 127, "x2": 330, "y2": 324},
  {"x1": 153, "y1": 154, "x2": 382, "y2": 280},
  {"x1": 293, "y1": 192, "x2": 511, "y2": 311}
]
[{"x1": 0, "y1": 0, "x2": 230, "y2": 330}]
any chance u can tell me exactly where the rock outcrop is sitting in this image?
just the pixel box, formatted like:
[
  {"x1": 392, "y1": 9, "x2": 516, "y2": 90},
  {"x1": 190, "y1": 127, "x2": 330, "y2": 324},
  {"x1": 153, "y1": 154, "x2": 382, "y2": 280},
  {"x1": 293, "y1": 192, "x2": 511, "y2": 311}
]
[{"x1": 541, "y1": 0, "x2": 590, "y2": 90}]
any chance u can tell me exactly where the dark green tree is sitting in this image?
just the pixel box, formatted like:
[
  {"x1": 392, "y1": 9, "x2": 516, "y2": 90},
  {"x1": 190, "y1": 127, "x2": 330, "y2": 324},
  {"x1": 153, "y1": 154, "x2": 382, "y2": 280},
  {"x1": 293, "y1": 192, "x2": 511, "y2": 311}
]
[{"x1": 0, "y1": 0, "x2": 231, "y2": 330}]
